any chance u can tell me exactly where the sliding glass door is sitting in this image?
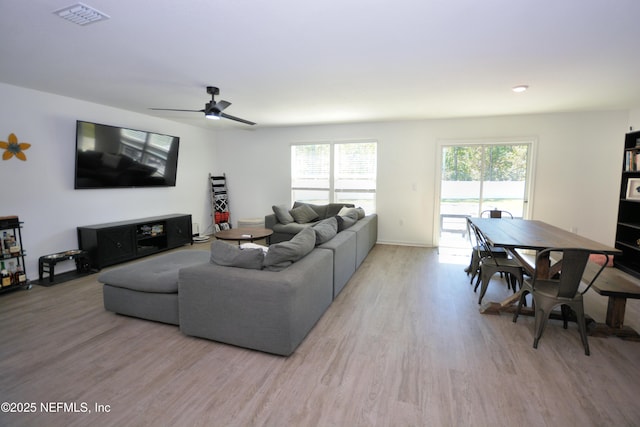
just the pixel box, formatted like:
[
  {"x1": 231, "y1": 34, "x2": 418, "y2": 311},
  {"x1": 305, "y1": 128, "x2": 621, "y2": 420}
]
[{"x1": 437, "y1": 141, "x2": 533, "y2": 248}]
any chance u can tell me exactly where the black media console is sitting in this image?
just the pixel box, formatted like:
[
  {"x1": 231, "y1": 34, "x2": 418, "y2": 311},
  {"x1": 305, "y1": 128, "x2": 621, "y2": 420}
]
[{"x1": 77, "y1": 214, "x2": 192, "y2": 270}]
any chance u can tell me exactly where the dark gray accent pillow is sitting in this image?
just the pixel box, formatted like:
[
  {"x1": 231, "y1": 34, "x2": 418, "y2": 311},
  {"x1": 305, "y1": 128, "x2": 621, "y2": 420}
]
[
  {"x1": 263, "y1": 228, "x2": 316, "y2": 271},
  {"x1": 290, "y1": 204, "x2": 320, "y2": 223},
  {"x1": 313, "y1": 217, "x2": 338, "y2": 245},
  {"x1": 293, "y1": 201, "x2": 327, "y2": 219},
  {"x1": 210, "y1": 241, "x2": 265, "y2": 270},
  {"x1": 273, "y1": 204, "x2": 295, "y2": 224},
  {"x1": 341, "y1": 215, "x2": 358, "y2": 229}
]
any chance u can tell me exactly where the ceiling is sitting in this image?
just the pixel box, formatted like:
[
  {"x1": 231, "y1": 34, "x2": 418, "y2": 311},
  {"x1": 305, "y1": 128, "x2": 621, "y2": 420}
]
[{"x1": 2, "y1": 0, "x2": 640, "y2": 129}]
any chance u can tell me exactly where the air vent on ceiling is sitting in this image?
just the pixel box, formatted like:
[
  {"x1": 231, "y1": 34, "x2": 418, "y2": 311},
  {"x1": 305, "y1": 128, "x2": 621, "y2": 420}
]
[{"x1": 53, "y1": 2, "x2": 110, "y2": 26}]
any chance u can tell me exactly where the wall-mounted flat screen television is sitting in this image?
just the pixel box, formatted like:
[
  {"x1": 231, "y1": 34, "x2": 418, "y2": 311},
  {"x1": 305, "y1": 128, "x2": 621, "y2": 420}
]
[{"x1": 74, "y1": 120, "x2": 180, "y2": 189}]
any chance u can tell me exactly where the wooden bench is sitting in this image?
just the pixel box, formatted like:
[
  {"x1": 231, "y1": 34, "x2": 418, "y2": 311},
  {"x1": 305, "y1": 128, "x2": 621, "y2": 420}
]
[
  {"x1": 583, "y1": 262, "x2": 640, "y2": 340},
  {"x1": 485, "y1": 251, "x2": 640, "y2": 340}
]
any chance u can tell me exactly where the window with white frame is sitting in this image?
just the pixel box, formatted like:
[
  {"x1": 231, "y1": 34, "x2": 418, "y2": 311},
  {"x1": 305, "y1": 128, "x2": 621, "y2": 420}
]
[{"x1": 291, "y1": 140, "x2": 377, "y2": 213}]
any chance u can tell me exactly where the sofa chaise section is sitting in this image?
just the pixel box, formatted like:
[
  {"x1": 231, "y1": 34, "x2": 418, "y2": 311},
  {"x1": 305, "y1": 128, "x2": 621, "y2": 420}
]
[
  {"x1": 99, "y1": 250, "x2": 210, "y2": 325},
  {"x1": 178, "y1": 248, "x2": 334, "y2": 356}
]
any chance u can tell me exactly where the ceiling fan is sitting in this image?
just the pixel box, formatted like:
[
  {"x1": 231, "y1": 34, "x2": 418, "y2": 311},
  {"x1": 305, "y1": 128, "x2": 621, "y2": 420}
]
[{"x1": 150, "y1": 86, "x2": 256, "y2": 125}]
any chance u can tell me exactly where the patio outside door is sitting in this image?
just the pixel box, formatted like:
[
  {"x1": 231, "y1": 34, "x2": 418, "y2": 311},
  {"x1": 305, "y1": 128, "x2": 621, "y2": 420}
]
[{"x1": 437, "y1": 141, "x2": 533, "y2": 250}]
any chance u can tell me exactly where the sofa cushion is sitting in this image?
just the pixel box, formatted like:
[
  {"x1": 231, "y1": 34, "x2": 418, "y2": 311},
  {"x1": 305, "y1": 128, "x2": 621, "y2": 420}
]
[
  {"x1": 338, "y1": 207, "x2": 361, "y2": 220},
  {"x1": 97, "y1": 250, "x2": 210, "y2": 293},
  {"x1": 273, "y1": 204, "x2": 295, "y2": 225},
  {"x1": 326, "y1": 203, "x2": 355, "y2": 217},
  {"x1": 293, "y1": 201, "x2": 328, "y2": 219},
  {"x1": 341, "y1": 215, "x2": 358, "y2": 229},
  {"x1": 290, "y1": 204, "x2": 320, "y2": 223},
  {"x1": 263, "y1": 227, "x2": 316, "y2": 271},
  {"x1": 334, "y1": 214, "x2": 358, "y2": 232},
  {"x1": 313, "y1": 217, "x2": 338, "y2": 245},
  {"x1": 210, "y1": 241, "x2": 264, "y2": 270},
  {"x1": 272, "y1": 221, "x2": 317, "y2": 235}
]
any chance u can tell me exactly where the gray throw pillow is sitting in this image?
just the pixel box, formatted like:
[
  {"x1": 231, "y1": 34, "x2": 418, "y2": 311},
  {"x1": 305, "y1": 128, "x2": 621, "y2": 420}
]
[
  {"x1": 313, "y1": 217, "x2": 338, "y2": 245},
  {"x1": 273, "y1": 204, "x2": 295, "y2": 224},
  {"x1": 289, "y1": 204, "x2": 319, "y2": 224},
  {"x1": 326, "y1": 203, "x2": 354, "y2": 217},
  {"x1": 293, "y1": 202, "x2": 327, "y2": 219},
  {"x1": 338, "y1": 207, "x2": 360, "y2": 220},
  {"x1": 341, "y1": 215, "x2": 357, "y2": 229},
  {"x1": 263, "y1": 228, "x2": 316, "y2": 271},
  {"x1": 210, "y1": 241, "x2": 265, "y2": 270},
  {"x1": 355, "y1": 207, "x2": 366, "y2": 219}
]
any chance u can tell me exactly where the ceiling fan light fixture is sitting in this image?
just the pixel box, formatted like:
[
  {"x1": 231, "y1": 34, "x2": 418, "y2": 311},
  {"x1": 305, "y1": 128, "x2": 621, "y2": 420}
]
[
  {"x1": 512, "y1": 85, "x2": 529, "y2": 93},
  {"x1": 205, "y1": 112, "x2": 220, "y2": 120}
]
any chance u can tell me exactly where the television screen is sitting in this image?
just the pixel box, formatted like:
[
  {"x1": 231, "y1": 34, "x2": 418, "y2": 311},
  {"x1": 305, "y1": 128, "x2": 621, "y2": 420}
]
[{"x1": 74, "y1": 121, "x2": 180, "y2": 189}]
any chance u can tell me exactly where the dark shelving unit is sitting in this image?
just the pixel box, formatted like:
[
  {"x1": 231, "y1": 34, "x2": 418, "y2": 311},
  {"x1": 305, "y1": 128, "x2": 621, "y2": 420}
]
[
  {"x1": 615, "y1": 130, "x2": 640, "y2": 278},
  {"x1": 0, "y1": 216, "x2": 31, "y2": 293}
]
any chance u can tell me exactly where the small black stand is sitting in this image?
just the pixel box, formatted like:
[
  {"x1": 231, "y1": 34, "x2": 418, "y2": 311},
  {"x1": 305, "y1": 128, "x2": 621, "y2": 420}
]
[{"x1": 35, "y1": 250, "x2": 93, "y2": 287}]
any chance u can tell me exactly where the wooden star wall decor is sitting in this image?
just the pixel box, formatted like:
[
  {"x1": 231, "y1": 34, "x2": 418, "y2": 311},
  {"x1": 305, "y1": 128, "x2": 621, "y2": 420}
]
[{"x1": 1, "y1": 133, "x2": 31, "y2": 161}]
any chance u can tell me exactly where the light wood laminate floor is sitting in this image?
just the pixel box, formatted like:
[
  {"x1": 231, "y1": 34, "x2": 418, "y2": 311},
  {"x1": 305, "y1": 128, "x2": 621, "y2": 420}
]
[{"x1": 1, "y1": 244, "x2": 639, "y2": 426}]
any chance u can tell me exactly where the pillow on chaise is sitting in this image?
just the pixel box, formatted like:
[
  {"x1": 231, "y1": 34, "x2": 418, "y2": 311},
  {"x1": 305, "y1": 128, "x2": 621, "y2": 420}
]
[
  {"x1": 325, "y1": 203, "x2": 354, "y2": 217},
  {"x1": 313, "y1": 217, "x2": 338, "y2": 245},
  {"x1": 337, "y1": 207, "x2": 358, "y2": 230},
  {"x1": 338, "y1": 206, "x2": 360, "y2": 219},
  {"x1": 210, "y1": 240, "x2": 265, "y2": 270},
  {"x1": 263, "y1": 227, "x2": 316, "y2": 271},
  {"x1": 273, "y1": 204, "x2": 295, "y2": 225},
  {"x1": 293, "y1": 202, "x2": 327, "y2": 219},
  {"x1": 289, "y1": 204, "x2": 319, "y2": 223}
]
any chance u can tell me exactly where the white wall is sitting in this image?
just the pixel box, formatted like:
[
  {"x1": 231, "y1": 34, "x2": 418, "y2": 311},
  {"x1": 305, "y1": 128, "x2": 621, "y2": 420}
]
[
  {"x1": 216, "y1": 111, "x2": 628, "y2": 247},
  {"x1": 630, "y1": 108, "x2": 640, "y2": 131},
  {"x1": 0, "y1": 83, "x2": 219, "y2": 277},
  {"x1": 0, "y1": 80, "x2": 633, "y2": 279}
]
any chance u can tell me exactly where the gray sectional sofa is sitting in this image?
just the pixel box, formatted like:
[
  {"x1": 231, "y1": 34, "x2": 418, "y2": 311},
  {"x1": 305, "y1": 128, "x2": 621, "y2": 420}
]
[
  {"x1": 265, "y1": 202, "x2": 355, "y2": 244},
  {"x1": 98, "y1": 204, "x2": 377, "y2": 356}
]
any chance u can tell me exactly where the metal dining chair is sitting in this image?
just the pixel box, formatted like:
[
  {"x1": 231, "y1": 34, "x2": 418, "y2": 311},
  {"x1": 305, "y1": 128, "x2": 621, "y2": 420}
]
[
  {"x1": 465, "y1": 218, "x2": 508, "y2": 284},
  {"x1": 471, "y1": 222, "x2": 524, "y2": 304},
  {"x1": 466, "y1": 210, "x2": 513, "y2": 279},
  {"x1": 512, "y1": 248, "x2": 609, "y2": 356},
  {"x1": 480, "y1": 209, "x2": 514, "y2": 219}
]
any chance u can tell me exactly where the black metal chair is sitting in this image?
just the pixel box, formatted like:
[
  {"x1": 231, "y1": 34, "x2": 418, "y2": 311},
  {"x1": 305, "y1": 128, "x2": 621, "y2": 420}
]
[
  {"x1": 512, "y1": 248, "x2": 609, "y2": 356},
  {"x1": 480, "y1": 209, "x2": 514, "y2": 219},
  {"x1": 466, "y1": 218, "x2": 507, "y2": 284},
  {"x1": 470, "y1": 222, "x2": 524, "y2": 304}
]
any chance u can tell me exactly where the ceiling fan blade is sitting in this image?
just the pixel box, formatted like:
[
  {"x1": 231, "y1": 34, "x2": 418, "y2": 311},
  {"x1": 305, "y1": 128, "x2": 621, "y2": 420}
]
[
  {"x1": 149, "y1": 87, "x2": 253, "y2": 124},
  {"x1": 214, "y1": 100, "x2": 231, "y2": 112},
  {"x1": 149, "y1": 108, "x2": 204, "y2": 113},
  {"x1": 220, "y1": 113, "x2": 256, "y2": 126}
]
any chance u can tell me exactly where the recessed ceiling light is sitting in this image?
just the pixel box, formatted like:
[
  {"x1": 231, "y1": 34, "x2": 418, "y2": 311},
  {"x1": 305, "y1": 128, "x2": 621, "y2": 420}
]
[
  {"x1": 512, "y1": 85, "x2": 529, "y2": 93},
  {"x1": 53, "y1": 2, "x2": 110, "y2": 26}
]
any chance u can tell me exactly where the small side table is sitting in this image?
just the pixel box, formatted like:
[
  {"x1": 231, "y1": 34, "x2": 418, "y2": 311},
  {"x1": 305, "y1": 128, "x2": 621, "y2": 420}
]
[
  {"x1": 214, "y1": 227, "x2": 273, "y2": 245},
  {"x1": 38, "y1": 250, "x2": 92, "y2": 286}
]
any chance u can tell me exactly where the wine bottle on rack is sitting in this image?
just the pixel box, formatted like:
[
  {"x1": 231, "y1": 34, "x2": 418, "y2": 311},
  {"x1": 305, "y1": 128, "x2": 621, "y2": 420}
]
[
  {"x1": 1, "y1": 261, "x2": 11, "y2": 287},
  {"x1": 14, "y1": 265, "x2": 26, "y2": 285}
]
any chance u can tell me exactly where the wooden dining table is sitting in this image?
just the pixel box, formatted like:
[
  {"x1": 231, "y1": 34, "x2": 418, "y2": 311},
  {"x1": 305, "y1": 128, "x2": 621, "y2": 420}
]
[{"x1": 468, "y1": 218, "x2": 621, "y2": 315}]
